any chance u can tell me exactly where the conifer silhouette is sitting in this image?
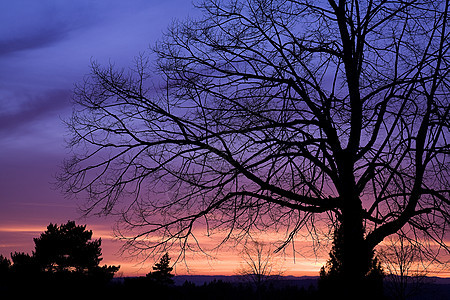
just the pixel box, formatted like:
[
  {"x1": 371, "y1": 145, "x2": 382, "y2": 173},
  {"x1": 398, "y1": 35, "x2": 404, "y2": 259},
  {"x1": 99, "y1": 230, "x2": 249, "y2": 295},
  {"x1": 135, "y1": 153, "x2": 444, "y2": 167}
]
[{"x1": 146, "y1": 252, "x2": 174, "y2": 285}]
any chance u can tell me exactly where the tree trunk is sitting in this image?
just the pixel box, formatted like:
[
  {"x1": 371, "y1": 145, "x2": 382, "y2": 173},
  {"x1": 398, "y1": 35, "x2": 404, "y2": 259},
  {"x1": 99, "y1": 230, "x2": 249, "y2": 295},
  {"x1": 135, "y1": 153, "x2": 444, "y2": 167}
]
[
  {"x1": 341, "y1": 200, "x2": 368, "y2": 297},
  {"x1": 338, "y1": 151, "x2": 372, "y2": 297}
]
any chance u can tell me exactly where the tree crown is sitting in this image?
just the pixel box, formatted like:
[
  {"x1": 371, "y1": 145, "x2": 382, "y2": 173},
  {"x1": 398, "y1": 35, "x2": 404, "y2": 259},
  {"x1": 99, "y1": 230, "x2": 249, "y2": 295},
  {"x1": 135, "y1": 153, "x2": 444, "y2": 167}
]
[{"x1": 59, "y1": 0, "x2": 450, "y2": 280}]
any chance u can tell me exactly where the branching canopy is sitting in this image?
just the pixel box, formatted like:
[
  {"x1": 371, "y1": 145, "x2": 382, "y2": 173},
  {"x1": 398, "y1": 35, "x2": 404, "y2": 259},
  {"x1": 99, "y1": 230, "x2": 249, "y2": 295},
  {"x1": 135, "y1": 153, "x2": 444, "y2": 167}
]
[{"x1": 59, "y1": 0, "x2": 450, "y2": 264}]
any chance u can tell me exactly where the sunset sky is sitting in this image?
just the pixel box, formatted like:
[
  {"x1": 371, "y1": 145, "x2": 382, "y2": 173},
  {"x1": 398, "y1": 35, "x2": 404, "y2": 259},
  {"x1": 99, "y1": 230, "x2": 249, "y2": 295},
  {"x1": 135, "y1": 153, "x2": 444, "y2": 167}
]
[
  {"x1": 0, "y1": 0, "x2": 328, "y2": 277},
  {"x1": 1, "y1": 0, "x2": 449, "y2": 280}
]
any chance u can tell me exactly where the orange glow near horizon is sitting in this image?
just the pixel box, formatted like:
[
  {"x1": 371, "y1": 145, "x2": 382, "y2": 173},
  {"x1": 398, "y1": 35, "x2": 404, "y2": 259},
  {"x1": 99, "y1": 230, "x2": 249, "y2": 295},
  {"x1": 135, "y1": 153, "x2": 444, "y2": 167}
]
[
  {"x1": 1, "y1": 223, "x2": 449, "y2": 278},
  {"x1": 96, "y1": 226, "x2": 330, "y2": 277},
  {"x1": 0, "y1": 223, "x2": 328, "y2": 277}
]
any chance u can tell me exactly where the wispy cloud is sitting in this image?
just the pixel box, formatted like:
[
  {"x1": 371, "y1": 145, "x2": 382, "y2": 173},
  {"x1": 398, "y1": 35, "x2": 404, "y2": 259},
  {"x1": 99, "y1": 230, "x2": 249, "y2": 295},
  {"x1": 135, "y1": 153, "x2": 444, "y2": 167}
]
[
  {"x1": 0, "y1": 0, "x2": 100, "y2": 57},
  {"x1": 0, "y1": 226, "x2": 46, "y2": 233},
  {"x1": 0, "y1": 89, "x2": 71, "y2": 138}
]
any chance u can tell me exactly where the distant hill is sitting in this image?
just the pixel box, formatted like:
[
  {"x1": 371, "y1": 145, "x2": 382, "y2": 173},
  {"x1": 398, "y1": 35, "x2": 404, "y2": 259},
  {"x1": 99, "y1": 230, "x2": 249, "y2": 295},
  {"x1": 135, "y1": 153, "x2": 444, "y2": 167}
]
[{"x1": 173, "y1": 274, "x2": 318, "y2": 289}]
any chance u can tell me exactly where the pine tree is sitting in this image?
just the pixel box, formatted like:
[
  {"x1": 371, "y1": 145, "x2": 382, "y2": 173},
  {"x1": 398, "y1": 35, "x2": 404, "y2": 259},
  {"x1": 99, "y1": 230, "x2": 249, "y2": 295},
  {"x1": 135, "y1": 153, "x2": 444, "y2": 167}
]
[
  {"x1": 146, "y1": 252, "x2": 174, "y2": 285},
  {"x1": 33, "y1": 221, "x2": 119, "y2": 280}
]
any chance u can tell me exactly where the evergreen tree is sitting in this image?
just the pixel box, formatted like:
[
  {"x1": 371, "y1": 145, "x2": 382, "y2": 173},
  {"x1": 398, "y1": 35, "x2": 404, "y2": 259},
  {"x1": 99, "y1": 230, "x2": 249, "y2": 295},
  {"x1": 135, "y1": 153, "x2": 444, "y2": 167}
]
[
  {"x1": 146, "y1": 252, "x2": 174, "y2": 285},
  {"x1": 319, "y1": 225, "x2": 384, "y2": 298},
  {"x1": 10, "y1": 252, "x2": 39, "y2": 275},
  {"x1": 0, "y1": 255, "x2": 11, "y2": 280},
  {"x1": 33, "y1": 221, "x2": 119, "y2": 280}
]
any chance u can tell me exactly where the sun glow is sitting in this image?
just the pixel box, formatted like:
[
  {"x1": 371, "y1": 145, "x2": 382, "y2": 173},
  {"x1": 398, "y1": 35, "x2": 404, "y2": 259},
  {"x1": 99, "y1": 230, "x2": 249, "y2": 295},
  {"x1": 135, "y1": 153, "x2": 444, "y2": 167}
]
[
  {"x1": 104, "y1": 227, "x2": 331, "y2": 277},
  {"x1": 1, "y1": 223, "x2": 448, "y2": 278}
]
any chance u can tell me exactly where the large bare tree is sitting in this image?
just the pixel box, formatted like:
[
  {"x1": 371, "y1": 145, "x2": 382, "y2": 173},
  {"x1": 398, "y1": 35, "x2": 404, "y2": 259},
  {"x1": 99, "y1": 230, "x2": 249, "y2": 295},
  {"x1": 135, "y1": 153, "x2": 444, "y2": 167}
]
[{"x1": 60, "y1": 0, "x2": 450, "y2": 296}]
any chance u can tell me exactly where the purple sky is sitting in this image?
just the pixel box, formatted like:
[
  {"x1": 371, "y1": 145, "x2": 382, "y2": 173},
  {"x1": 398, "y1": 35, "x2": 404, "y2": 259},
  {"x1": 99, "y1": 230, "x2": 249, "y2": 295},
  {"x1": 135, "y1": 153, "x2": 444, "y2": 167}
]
[
  {"x1": 2, "y1": 1, "x2": 447, "y2": 279},
  {"x1": 0, "y1": 1, "x2": 329, "y2": 277},
  {"x1": 0, "y1": 0, "x2": 200, "y2": 274}
]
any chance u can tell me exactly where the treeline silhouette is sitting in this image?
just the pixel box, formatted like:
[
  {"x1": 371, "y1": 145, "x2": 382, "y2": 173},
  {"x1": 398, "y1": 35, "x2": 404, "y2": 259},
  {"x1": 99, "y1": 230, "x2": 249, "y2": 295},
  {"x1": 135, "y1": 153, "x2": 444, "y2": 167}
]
[
  {"x1": 2, "y1": 221, "x2": 448, "y2": 299},
  {"x1": 0, "y1": 260, "x2": 318, "y2": 299},
  {"x1": 0, "y1": 221, "x2": 320, "y2": 299},
  {"x1": 113, "y1": 277, "x2": 318, "y2": 300},
  {"x1": 0, "y1": 221, "x2": 118, "y2": 298}
]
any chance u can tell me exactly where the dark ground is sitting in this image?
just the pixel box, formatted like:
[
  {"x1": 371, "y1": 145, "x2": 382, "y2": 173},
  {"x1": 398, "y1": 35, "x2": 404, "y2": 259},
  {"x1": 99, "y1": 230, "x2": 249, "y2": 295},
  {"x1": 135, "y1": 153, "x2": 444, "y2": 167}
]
[{"x1": 1, "y1": 275, "x2": 449, "y2": 299}]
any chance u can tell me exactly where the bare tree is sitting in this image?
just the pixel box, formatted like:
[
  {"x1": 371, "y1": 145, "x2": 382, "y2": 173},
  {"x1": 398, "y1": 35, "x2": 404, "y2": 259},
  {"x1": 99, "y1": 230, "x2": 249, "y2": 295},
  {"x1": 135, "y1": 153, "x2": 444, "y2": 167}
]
[
  {"x1": 236, "y1": 241, "x2": 284, "y2": 290},
  {"x1": 380, "y1": 233, "x2": 434, "y2": 300},
  {"x1": 59, "y1": 0, "x2": 450, "y2": 297}
]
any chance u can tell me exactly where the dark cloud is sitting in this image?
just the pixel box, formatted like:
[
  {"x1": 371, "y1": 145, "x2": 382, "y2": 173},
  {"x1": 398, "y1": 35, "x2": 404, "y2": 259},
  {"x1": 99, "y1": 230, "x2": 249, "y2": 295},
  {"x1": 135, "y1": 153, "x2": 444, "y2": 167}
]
[
  {"x1": 0, "y1": 89, "x2": 71, "y2": 136},
  {"x1": 0, "y1": 28, "x2": 69, "y2": 56},
  {"x1": 0, "y1": 0, "x2": 99, "y2": 57}
]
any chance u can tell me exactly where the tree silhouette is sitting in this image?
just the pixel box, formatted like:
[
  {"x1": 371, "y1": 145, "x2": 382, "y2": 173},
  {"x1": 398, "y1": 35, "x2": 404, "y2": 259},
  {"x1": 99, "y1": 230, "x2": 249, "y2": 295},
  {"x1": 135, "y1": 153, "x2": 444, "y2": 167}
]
[
  {"x1": 0, "y1": 254, "x2": 12, "y2": 287},
  {"x1": 146, "y1": 252, "x2": 174, "y2": 286},
  {"x1": 319, "y1": 225, "x2": 383, "y2": 298},
  {"x1": 10, "y1": 252, "x2": 39, "y2": 276},
  {"x1": 59, "y1": 0, "x2": 450, "y2": 297},
  {"x1": 0, "y1": 255, "x2": 11, "y2": 277},
  {"x1": 33, "y1": 221, "x2": 119, "y2": 280},
  {"x1": 236, "y1": 240, "x2": 284, "y2": 300},
  {"x1": 380, "y1": 234, "x2": 431, "y2": 300},
  {"x1": 236, "y1": 241, "x2": 283, "y2": 290}
]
